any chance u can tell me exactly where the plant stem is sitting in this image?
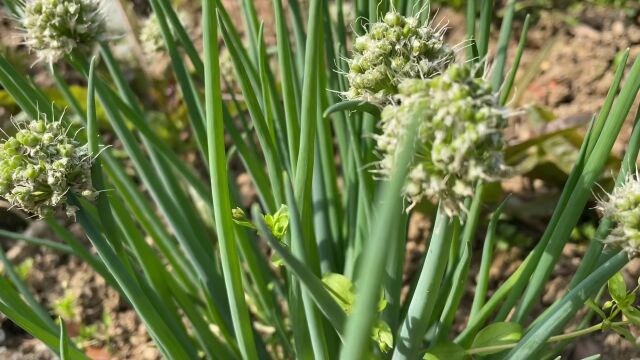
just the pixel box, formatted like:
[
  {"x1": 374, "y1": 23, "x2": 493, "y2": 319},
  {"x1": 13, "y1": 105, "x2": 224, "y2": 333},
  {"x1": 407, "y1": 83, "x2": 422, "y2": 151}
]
[
  {"x1": 393, "y1": 206, "x2": 453, "y2": 360},
  {"x1": 204, "y1": 1, "x2": 258, "y2": 358},
  {"x1": 506, "y1": 251, "x2": 629, "y2": 359}
]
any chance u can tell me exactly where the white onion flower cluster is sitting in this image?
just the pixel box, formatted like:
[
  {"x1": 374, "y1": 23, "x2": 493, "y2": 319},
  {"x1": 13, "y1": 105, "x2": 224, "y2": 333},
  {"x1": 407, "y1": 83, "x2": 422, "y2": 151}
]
[
  {"x1": 219, "y1": 47, "x2": 242, "y2": 95},
  {"x1": 22, "y1": 0, "x2": 105, "y2": 63},
  {"x1": 598, "y1": 172, "x2": 640, "y2": 257},
  {"x1": 139, "y1": 11, "x2": 190, "y2": 58},
  {"x1": 346, "y1": 11, "x2": 455, "y2": 104},
  {"x1": 0, "y1": 116, "x2": 96, "y2": 218},
  {"x1": 375, "y1": 64, "x2": 508, "y2": 216},
  {"x1": 139, "y1": 13, "x2": 164, "y2": 57}
]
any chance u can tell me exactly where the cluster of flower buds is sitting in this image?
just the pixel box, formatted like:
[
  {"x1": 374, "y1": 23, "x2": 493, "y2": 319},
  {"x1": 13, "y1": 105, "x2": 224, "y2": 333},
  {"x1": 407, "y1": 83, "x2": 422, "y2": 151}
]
[
  {"x1": 219, "y1": 47, "x2": 242, "y2": 95},
  {"x1": 599, "y1": 172, "x2": 640, "y2": 257},
  {"x1": 22, "y1": 0, "x2": 105, "y2": 63},
  {"x1": 139, "y1": 13, "x2": 165, "y2": 57},
  {"x1": 375, "y1": 64, "x2": 508, "y2": 216},
  {"x1": 346, "y1": 11, "x2": 454, "y2": 104},
  {"x1": 139, "y1": 11, "x2": 190, "y2": 59},
  {"x1": 0, "y1": 116, "x2": 97, "y2": 218}
]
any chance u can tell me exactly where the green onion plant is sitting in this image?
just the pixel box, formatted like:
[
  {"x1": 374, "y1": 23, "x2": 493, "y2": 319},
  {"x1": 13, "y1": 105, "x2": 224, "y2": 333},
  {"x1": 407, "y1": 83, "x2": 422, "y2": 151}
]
[{"x1": 0, "y1": 0, "x2": 639, "y2": 359}]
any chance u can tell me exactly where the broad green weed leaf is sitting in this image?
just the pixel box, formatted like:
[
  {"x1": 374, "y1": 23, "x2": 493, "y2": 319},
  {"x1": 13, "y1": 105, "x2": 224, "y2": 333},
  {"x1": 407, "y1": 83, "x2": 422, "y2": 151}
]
[
  {"x1": 611, "y1": 324, "x2": 637, "y2": 345},
  {"x1": 623, "y1": 293, "x2": 637, "y2": 308},
  {"x1": 322, "y1": 273, "x2": 355, "y2": 314},
  {"x1": 423, "y1": 341, "x2": 466, "y2": 360},
  {"x1": 321, "y1": 273, "x2": 393, "y2": 351},
  {"x1": 471, "y1": 322, "x2": 522, "y2": 355},
  {"x1": 621, "y1": 307, "x2": 640, "y2": 326},
  {"x1": 321, "y1": 273, "x2": 388, "y2": 315},
  {"x1": 608, "y1": 272, "x2": 627, "y2": 303},
  {"x1": 371, "y1": 319, "x2": 393, "y2": 353}
]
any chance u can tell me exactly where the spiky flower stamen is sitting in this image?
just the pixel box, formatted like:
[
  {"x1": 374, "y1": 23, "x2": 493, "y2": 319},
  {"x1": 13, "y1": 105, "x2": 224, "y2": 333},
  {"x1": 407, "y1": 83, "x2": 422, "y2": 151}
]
[
  {"x1": 345, "y1": 11, "x2": 455, "y2": 104},
  {"x1": 0, "y1": 113, "x2": 97, "y2": 218},
  {"x1": 375, "y1": 63, "x2": 509, "y2": 216},
  {"x1": 22, "y1": 0, "x2": 105, "y2": 63},
  {"x1": 598, "y1": 171, "x2": 640, "y2": 257}
]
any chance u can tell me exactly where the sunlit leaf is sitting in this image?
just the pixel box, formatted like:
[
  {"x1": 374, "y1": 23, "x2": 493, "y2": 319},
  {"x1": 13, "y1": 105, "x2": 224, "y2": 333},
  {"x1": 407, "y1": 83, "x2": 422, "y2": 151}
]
[
  {"x1": 471, "y1": 322, "x2": 522, "y2": 355},
  {"x1": 423, "y1": 341, "x2": 466, "y2": 360}
]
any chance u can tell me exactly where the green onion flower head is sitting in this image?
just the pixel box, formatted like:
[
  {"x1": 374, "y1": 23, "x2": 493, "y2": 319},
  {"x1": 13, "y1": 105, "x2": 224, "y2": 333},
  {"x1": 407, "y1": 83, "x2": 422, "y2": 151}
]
[
  {"x1": 599, "y1": 172, "x2": 640, "y2": 257},
  {"x1": 375, "y1": 63, "x2": 508, "y2": 216},
  {"x1": 0, "y1": 114, "x2": 96, "y2": 218},
  {"x1": 22, "y1": 0, "x2": 105, "y2": 63},
  {"x1": 139, "y1": 13, "x2": 164, "y2": 57},
  {"x1": 219, "y1": 46, "x2": 242, "y2": 95},
  {"x1": 139, "y1": 11, "x2": 190, "y2": 58},
  {"x1": 346, "y1": 11, "x2": 455, "y2": 104}
]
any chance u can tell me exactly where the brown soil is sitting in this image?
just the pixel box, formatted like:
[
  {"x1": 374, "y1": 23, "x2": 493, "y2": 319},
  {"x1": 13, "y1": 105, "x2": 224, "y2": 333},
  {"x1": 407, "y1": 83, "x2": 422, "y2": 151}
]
[{"x1": 0, "y1": 217, "x2": 159, "y2": 360}]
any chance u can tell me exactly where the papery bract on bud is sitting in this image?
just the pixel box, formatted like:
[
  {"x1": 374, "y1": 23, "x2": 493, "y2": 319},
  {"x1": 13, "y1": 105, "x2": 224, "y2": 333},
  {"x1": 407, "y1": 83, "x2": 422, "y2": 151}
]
[
  {"x1": 0, "y1": 114, "x2": 96, "y2": 218},
  {"x1": 23, "y1": 0, "x2": 105, "y2": 63},
  {"x1": 375, "y1": 64, "x2": 509, "y2": 216}
]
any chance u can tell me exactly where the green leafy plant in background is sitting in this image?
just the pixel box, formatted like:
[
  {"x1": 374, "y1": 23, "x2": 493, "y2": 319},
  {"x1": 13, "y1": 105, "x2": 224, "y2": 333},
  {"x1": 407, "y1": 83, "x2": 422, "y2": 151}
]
[{"x1": 0, "y1": 0, "x2": 638, "y2": 359}]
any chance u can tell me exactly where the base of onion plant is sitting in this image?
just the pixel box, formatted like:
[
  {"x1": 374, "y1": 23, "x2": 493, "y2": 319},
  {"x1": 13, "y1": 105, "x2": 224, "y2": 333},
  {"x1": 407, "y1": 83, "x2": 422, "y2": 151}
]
[{"x1": 0, "y1": 0, "x2": 639, "y2": 359}]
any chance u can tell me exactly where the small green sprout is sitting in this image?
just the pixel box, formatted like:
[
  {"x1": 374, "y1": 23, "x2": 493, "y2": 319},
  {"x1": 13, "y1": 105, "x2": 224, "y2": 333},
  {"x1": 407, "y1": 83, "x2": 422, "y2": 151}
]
[
  {"x1": 232, "y1": 205, "x2": 290, "y2": 266},
  {"x1": 16, "y1": 258, "x2": 34, "y2": 281},
  {"x1": 53, "y1": 289, "x2": 78, "y2": 321},
  {"x1": 22, "y1": 0, "x2": 105, "y2": 63},
  {"x1": 263, "y1": 205, "x2": 290, "y2": 241}
]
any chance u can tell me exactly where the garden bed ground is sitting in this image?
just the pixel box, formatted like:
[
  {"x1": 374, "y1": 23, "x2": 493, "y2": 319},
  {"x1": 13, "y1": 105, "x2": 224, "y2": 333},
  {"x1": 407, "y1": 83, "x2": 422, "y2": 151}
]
[{"x1": 1, "y1": 2, "x2": 640, "y2": 359}]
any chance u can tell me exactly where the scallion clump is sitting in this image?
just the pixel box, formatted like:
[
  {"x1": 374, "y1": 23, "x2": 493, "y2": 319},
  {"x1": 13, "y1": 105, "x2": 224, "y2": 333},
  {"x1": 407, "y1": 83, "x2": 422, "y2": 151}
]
[
  {"x1": 599, "y1": 172, "x2": 640, "y2": 256},
  {"x1": 346, "y1": 11, "x2": 455, "y2": 104},
  {"x1": 376, "y1": 64, "x2": 508, "y2": 215},
  {"x1": 0, "y1": 115, "x2": 96, "y2": 218},
  {"x1": 22, "y1": 0, "x2": 105, "y2": 63}
]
